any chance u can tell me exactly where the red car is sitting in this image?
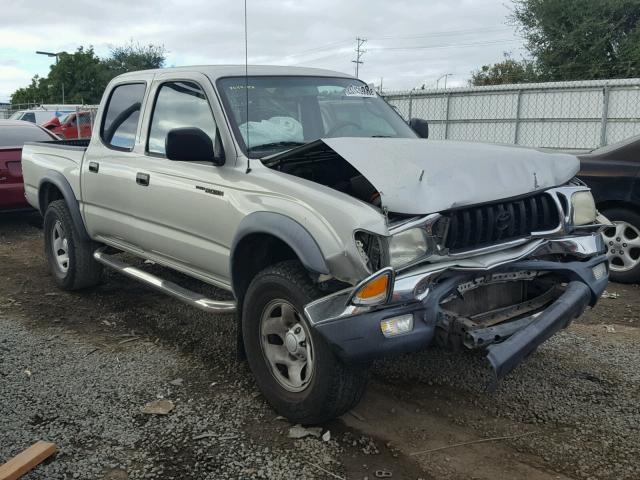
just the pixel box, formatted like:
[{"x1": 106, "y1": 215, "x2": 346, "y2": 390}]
[
  {"x1": 42, "y1": 111, "x2": 92, "y2": 139},
  {"x1": 0, "y1": 120, "x2": 58, "y2": 211}
]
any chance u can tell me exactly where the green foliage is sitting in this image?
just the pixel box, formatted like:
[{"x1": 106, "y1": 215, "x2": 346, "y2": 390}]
[
  {"x1": 470, "y1": 0, "x2": 640, "y2": 85},
  {"x1": 10, "y1": 42, "x2": 166, "y2": 105},
  {"x1": 471, "y1": 54, "x2": 539, "y2": 86},
  {"x1": 513, "y1": 0, "x2": 640, "y2": 81}
]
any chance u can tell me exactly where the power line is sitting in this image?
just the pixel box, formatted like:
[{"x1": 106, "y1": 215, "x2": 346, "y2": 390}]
[
  {"x1": 370, "y1": 26, "x2": 514, "y2": 41},
  {"x1": 281, "y1": 38, "x2": 352, "y2": 59},
  {"x1": 369, "y1": 38, "x2": 519, "y2": 51},
  {"x1": 352, "y1": 37, "x2": 367, "y2": 77}
]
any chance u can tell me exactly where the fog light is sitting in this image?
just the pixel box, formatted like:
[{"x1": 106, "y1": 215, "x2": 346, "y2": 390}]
[
  {"x1": 592, "y1": 262, "x2": 607, "y2": 280},
  {"x1": 380, "y1": 314, "x2": 414, "y2": 338}
]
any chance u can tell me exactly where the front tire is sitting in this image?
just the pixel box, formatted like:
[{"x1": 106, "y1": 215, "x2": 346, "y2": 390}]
[
  {"x1": 242, "y1": 260, "x2": 368, "y2": 424},
  {"x1": 43, "y1": 200, "x2": 103, "y2": 290},
  {"x1": 601, "y1": 207, "x2": 640, "y2": 284}
]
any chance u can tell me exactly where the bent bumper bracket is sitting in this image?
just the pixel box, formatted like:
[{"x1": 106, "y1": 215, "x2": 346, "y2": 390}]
[{"x1": 485, "y1": 281, "x2": 591, "y2": 387}]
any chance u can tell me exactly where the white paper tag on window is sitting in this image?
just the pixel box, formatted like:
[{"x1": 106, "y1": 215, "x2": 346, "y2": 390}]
[{"x1": 344, "y1": 84, "x2": 377, "y2": 97}]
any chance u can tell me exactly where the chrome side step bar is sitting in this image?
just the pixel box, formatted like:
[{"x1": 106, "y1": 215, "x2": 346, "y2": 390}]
[{"x1": 93, "y1": 250, "x2": 236, "y2": 314}]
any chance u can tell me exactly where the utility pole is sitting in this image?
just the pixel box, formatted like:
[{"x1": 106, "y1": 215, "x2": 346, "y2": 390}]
[{"x1": 351, "y1": 37, "x2": 367, "y2": 78}]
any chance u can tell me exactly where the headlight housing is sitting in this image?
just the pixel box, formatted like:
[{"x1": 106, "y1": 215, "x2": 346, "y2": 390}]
[
  {"x1": 571, "y1": 191, "x2": 597, "y2": 225},
  {"x1": 388, "y1": 227, "x2": 429, "y2": 269}
]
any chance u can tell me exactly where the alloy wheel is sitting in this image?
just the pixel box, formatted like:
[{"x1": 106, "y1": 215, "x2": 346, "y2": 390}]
[
  {"x1": 51, "y1": 220, "x2": 70, "y2": 273},
  {"x1": 602, "y1": 221, "x2": 640, "y2": 272},
  {"x1": 259, "y1": 299, "x2": 314, "y2": 393}
]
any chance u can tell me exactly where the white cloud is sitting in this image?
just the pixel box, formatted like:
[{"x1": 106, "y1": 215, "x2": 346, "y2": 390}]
[
  {"x1": 0, "y1": 65, "x2": 35, "y2": 103},
  {"x1": 0, "y1": 0, "x2": 525, "y2": 101}
]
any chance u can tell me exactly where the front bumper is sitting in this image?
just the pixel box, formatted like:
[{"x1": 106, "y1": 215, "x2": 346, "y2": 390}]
[{"x1": 305, "y1": 234, "x2": 608, "y2": 381}]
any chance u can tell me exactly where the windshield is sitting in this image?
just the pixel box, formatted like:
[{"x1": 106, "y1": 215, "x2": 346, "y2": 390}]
[
  {"x1": 216, "y1": 76, "x2": 416, "y2": 158},
  {"x1": 8, "y1": 111, "x2": 24, "y2": 120},
  {"x1": 59, "y1": 113, "x2": 73, "y2": 124}
]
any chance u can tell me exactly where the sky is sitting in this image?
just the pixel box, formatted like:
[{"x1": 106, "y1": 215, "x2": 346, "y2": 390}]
[{"x1": 0, "y1": 0, "x2": 526, "y2": 103}]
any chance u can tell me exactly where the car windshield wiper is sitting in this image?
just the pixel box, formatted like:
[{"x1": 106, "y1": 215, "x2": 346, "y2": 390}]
[{"x1": 247, "y1": 141, "x2": 306, "y2": 152}]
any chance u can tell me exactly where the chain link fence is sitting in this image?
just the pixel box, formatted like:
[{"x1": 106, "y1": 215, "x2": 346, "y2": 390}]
[{"x1": 383, "y1": 78, "x2": 640, "y2": 151}]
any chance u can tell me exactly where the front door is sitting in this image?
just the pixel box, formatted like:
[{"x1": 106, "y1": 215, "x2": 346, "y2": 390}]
[{"x1": 126, "y1": 76, "x2": 237, "y2": 287}]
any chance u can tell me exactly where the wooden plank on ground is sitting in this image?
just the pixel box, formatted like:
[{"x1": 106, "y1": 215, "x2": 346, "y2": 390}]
[{"x1": 0, "y1": 441, "x2": 57, "y2": 480}]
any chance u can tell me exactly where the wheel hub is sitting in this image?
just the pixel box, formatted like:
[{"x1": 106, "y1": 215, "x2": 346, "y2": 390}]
[{"x1": 285, "y1": 325, "x2": 306, "y2": 356}]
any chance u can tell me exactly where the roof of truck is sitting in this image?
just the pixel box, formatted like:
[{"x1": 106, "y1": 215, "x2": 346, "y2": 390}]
[{"x1": 115, "y1": 64, "x2": 355, "y2": 81}]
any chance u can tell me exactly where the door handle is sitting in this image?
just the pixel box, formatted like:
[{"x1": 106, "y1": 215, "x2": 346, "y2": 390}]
[
  {"x1": 88, "y1": 161, "x2": 99, "y2": 173},
  {"x1": 136, "y1": 172, "x2": 150, "y2": 186}
]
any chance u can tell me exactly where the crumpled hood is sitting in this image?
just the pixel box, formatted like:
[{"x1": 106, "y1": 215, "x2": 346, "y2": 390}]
[{"x1": 322, "y1": 137, "x2": 580, "y2": 215}]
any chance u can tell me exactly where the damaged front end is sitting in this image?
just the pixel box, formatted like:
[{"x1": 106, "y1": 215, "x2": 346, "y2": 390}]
[{"x1": 304, "y1": 185, "x2": 610, "y2": 385}]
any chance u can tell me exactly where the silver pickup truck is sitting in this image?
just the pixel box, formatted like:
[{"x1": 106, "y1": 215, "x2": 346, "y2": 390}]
[{"x1": 22, "y1": 65, "x2": 609, "y2": 424}]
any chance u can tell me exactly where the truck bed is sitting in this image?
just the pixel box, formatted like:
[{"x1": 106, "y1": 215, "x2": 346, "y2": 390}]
[{"x1": 21, "y1": 139, "x2": 89, "y2": 212}]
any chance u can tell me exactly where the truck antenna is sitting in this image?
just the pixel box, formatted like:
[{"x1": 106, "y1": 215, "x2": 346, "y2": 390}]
[{"x1": 244, "y1": 0, "x2": 251, "y2": 174}]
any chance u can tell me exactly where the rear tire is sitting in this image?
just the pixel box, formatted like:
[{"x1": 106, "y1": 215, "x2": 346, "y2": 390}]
[
  {"x1": 601, "y1": 207, "x2": 640, "y2": 284},
  {"x1": 242, "y1": 260, "x2": 368, "y2": 425},
  {"x1": 43, "y1": 200, "x2": 103, "y2": 290}
]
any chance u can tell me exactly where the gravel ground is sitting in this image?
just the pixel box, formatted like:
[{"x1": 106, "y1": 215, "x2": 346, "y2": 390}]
[
  {"x1": 0, "y1": 314, "x2": 349, "y2": 479},
  {"x1": 1, "y1": 212, "x2": 639, "y2": 479}
]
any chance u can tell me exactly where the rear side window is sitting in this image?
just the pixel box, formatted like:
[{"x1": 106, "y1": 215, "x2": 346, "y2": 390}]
[
  {"x1": 147, "y1": 81, "x2": 217, "y2": 156},
  {"x1": 101, "y1": 83, "x2": 146, "y2": 150},
  {"x1": 0, "y1": 125, "x2": 55, "y2": 147}
]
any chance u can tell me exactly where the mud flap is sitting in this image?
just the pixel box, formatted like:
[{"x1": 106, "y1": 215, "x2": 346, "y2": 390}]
[{"x1": 485, "y1": 281, "x2": 591, "y2": 389}]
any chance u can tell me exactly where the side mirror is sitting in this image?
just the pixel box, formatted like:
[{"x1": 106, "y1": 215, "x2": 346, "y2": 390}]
[
  {"x1": 165, "y1": 127, "x2": 224, "y2": 165},
  {"x1": 409, "y1": 118, "x2": 429, "y2": 139}
]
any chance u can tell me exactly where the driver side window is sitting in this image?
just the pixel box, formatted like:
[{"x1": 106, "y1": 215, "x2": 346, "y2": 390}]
[{"x1": 147, "y1": 81, "x2": 217, "y2": 157}]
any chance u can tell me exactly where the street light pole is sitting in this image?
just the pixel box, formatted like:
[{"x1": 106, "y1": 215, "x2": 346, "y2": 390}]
[
  {"x1": 36, "y1": 50, "x2": 65, "y2": 104},
  {"x1": 436, "y1": 73, "x2": 453, "y2": 90}
]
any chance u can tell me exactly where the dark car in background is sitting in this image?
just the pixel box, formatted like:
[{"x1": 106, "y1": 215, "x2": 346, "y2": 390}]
[
  {"x1": 578, "y1": 135, "x2": 640, "y2": 283},
  {"x1": 0, "y1": 120, "x2": 58, "y2": 212}
]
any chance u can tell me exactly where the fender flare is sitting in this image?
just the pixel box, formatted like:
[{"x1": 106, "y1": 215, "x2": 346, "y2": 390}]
[
  {"x1": 230, "y1": 211, "x2": 330, "y2": 296},
  {"x1": 38, "y1": 170, "x2": 90, "y2": 241}
]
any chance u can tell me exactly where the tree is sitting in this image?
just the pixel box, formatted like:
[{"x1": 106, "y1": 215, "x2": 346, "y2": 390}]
[
  {"x1": 470, "y1": 0, "x2": 640, "y2": 85},
  {"x1": 10, "y1": 43, "x2": 166, "y2": 105},
  {"x1": 513, "y1": 0, "x2": 640, "y2": 81},
  {"x1": 103, "y1": 42, "x2": 166, "y2": 77},
  {"x1": 471, "y1": 54, "x2": 539, "y2": 86}
]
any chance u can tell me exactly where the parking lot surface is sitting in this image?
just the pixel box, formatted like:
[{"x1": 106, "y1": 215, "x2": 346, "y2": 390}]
[{"x1": 1, "y1": 212, "x2": 638, "y2": 479}]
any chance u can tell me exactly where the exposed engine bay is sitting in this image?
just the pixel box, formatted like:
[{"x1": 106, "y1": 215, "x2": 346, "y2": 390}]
[{"x1": 263, "y1": 140, "x2": 382, "y2": 207}]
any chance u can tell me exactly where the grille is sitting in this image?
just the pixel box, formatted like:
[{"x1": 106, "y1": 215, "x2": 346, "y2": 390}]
[{"x1": 441, "y1": 193, "x2": 560, "y2": 252}]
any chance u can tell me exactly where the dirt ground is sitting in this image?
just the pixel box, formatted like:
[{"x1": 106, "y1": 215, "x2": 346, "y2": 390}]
[{"x1": 1, "y1": 211, "x2": 638, "y2": 479}]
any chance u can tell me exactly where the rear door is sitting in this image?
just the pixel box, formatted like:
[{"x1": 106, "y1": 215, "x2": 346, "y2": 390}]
[{"x1": 80, "y1": 80, "x2": 150, "y2": 250}]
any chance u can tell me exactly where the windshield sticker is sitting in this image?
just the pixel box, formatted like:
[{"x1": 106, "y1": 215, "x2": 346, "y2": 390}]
[{"x1": 344, "y1": 84, "x2": 377, "y2": 97}]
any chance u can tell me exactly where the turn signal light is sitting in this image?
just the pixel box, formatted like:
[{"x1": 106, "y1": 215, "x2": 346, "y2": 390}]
[{"x1": 351, "y1": 268, "x2": 393, "y2": 306}]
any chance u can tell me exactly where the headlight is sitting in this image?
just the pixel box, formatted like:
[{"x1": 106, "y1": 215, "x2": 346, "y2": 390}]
[
  {"x1": 388, "y1": 227, "x2": 429, "y2": 269},
  {"x1": 571, "y1": 191, "x2": 596, "y2": 225}
]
